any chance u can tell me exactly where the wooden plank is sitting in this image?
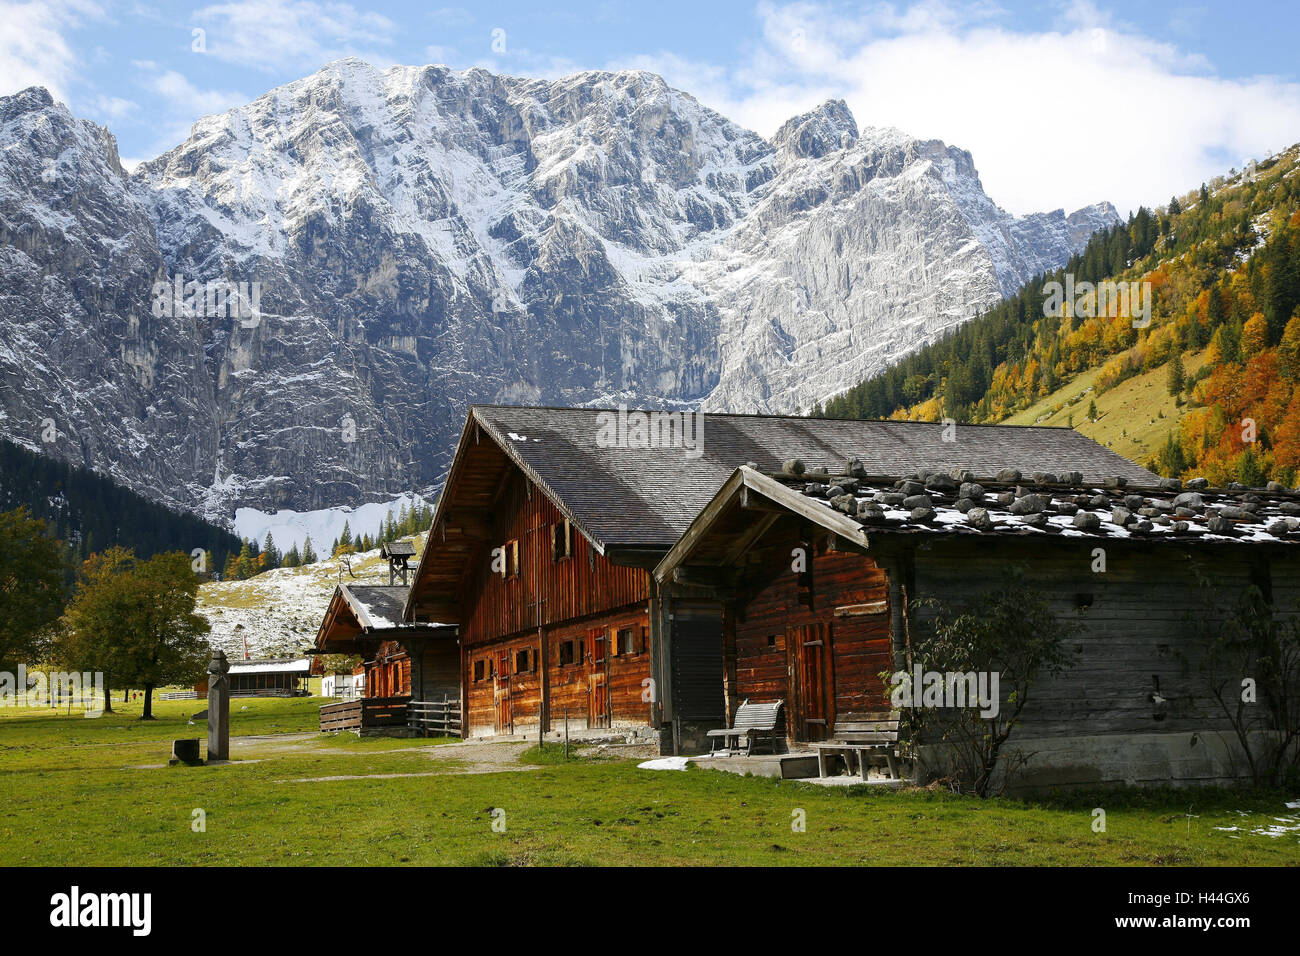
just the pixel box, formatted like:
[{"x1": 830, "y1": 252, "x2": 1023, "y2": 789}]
[{"x1": 834, "y1": 601, "x2": 888, "y2": 616}]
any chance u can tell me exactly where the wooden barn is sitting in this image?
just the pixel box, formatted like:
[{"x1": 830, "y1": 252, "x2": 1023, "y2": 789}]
[
  {"x1": 656, "y1": 462, "x2": 1300, "y2": 788},
  {"x1": 395, "y1": 403, "x2": 1300, "y2": 792},
  {"x1": 315, "y1": 583, "x2": 458, "y2": 734},
  {"x1": 401, "y1": 407, "x2": 665, "y2": 739}
]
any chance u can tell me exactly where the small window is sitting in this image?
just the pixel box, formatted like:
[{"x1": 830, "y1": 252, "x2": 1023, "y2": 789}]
[
  {"x1": 498, "y1": 539, "x2": 520, "y2": 578},
  {"x1": 559, "y1": 640, "x2": 576, "y2": 667},
  {"x1": 515, "y1": 648, "x2": 532, "y2": 674},
  {"x1": 551, "y1": 519, "x2": 574, "y2": 561},
  {"x1": 767, "y1": 634, "x2": 777, "y2": 648},
  {"x1": 616, "y1": 627, "x2": 635, "y2": 656},
  {"x1": 473, "y1": 659, "x2": 485, "y2": 682}
]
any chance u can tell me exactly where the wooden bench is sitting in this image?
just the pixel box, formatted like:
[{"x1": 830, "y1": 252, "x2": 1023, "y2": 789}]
[
  {"x1": 707, "y1": 699, "x2": 784, "y2": 756},
  {"x1": 815, "y1": 712, "x2": 902, "y2": 779}
]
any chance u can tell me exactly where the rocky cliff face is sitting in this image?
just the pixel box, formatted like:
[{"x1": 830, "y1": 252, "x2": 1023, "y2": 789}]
[
  {"x1": 0, "y1": 88, "x2": 217, "y2": 514},
  {"x1": 0, "y1": 60, "x2": 1117, "y2": 520}
]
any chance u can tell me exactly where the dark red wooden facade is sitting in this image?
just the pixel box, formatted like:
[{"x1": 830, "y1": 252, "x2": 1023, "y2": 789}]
[
  {"x1": 725, "y1": 529, "x2": 892, "y2": 743},
  {"x1": 364, "y1": 640, "x2": 411, "y2": 699},
  {"x1": 439, "y1": 457, "x2": 653, "y2": 737}
]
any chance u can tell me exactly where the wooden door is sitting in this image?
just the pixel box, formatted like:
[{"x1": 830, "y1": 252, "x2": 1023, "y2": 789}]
[
  {"x1": 494, "y1": 650, "x2": 512, "y2": 733},
  {"x1": 587, "y1": 629, "x2": 609, "y2": 728},
  {"x1": 788, "y1": 623, "x2": 830, "y2": 742}
]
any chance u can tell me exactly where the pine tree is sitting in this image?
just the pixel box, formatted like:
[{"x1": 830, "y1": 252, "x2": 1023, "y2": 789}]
[
  {"x1": 1237, "y1": 445, "x2": 1266, "y2": 487},
  {"x1": 1167, "y1": 351, "x2": 1185, "y2": 396},
  {"x1": 301, "y1": 535, "x2": 317, "y2": 565},
  {"x1": 261, "y1": 531, "x2": 279, "y2": 571},
  {"x1": 282, "y1": 544, "x2": 300, "y2": 568},
  {"x1": 234, "y1": 540, "x2": 256, "y2": 580},
  {"x1": 1087, "y1": 399, "x2": 1098, "y2": 422},
  {"x1": 1156, "y1": 431, "x2": 1186, "y2": 476}
]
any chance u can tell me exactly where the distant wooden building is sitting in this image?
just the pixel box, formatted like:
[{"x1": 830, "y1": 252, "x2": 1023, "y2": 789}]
[
  {"x1": 316, "y1": 583, "x2": 458, "y2": 701},
  {"x1": 226, "y1": 658, "x2": 311, "y2": 697}
]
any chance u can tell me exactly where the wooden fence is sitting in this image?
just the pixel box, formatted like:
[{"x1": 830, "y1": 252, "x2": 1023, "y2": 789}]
[
  {"x1": 407, "y1": 698, "x2": 462, "y2": 737},
  {"x1": 319, "y1": 696, "x2": 411, "y2": 733}
]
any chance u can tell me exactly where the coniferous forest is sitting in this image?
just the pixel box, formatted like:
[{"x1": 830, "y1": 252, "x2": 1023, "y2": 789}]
[{"x1": 0, "y1": 438, "x2": 241, "y2": 585}]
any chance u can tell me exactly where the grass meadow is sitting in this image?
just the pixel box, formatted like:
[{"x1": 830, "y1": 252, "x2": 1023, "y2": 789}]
[{"x1": 1, "y1": 696, "x2": 1297, "y2": 866}]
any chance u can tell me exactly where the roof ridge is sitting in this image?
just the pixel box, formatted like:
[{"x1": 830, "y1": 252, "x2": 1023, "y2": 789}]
[{"x1": 470, "y1": 403, "x2": 1076, "y2": 431}]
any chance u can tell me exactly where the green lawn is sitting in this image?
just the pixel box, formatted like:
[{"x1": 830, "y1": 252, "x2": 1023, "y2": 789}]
[{"x1": 1, "y1": 699, "x2": 1297, "y2": 866}]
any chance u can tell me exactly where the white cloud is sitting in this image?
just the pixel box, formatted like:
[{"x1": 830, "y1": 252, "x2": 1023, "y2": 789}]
[
  {"x1": 192, "y1": 0, "x2": 398, "y2": 71},
  {"x1": 427, "y1": 6, "x2": 474, "y2": 28},
  {"x1": 140, "y1": 68, "x2": 246, "y2": 117},
  {"x1": 126, "y1": 66, "x2": 248, "y2": 160},
  {"x1": 424, "y1": 45, "x2": 457, "y2": 66},
  {"x1": 621, "y1": 1, "x2": 1300, "y2": 216},
  {"x1": 0, "y1": 1, "x2": 102, "y2": 101},
  {"x1": 90, "y1": 93, "x2": 138, "y2": 120}
]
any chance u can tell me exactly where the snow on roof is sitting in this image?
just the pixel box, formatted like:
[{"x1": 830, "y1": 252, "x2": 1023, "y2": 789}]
[
  {"x1": 340, "y1": 584, "x2": 412, "y2": 630},
  {"x1": 227, "y1": 657, "x2": 312, "y2": 675},
  {"x1": 339, "y1": 584, "x2": 455, "y2": 630}
]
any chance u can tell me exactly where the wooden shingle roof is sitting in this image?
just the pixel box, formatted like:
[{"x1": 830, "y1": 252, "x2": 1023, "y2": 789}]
[
  {"x1": 469, "y1": 404, "x2": 1158, "y2": 553},
  {"x1": 316, "y1": 583, "x2": 455, "y2": 652},
  {"x1": 342, "y1": 585, "x2": 412, "y2": 630}
]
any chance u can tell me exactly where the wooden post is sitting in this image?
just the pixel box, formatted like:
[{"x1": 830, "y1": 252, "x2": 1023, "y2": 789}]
[
  {"x1": 564, "y1": 708, "x2": 569, "y2": 759},
  {"x1": 206, "y1": 650, "x2": 231, "y2": 762}
]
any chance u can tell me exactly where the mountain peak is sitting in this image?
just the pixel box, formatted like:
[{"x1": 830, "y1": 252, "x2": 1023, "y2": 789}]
[
  {"x1": 0, "y1": 69, "x2": 1117, "y2": 521},
  {"x1": 772, "y1": 99, "x2": 858, "y2": 158},
  {"x1": 0, "y1": 86, "x2": 57, "y2": 124}
]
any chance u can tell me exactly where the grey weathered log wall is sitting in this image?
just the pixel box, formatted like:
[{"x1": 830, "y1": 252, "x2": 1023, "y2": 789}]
[{"x1": 906, "y1": 538, "x2": 1299, "y2": 737}]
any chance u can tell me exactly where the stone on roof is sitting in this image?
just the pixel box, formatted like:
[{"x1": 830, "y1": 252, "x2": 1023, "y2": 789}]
[{"x1": 782, "y1": 469, "x2": 1300, "y2": 545}]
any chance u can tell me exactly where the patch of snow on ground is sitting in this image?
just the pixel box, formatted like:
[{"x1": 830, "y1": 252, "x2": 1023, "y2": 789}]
[
  {"x1": 638, "y1": 756, "x2": 690, "y2": 771},
  {"x1": 233, "y1": 492, "x2": 430, "y2": 551},
  {"x1": 1213, "y1": 803, "x2": 1300, "y2": 840}
]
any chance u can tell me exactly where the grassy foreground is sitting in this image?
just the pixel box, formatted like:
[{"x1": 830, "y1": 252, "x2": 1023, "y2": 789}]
[{"x1": 1, "y1": 698, "x2": 1297, "y2": 866}]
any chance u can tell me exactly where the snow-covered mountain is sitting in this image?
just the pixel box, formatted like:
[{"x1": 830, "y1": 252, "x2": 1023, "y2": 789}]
[{"x1": 0, "y1": 59, "x2": 1117, "y2": 521}]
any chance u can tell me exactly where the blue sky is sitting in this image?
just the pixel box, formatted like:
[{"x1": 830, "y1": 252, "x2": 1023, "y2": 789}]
[{"x1": 5, "y1": 0, "x2": 1300, "y2": 215}]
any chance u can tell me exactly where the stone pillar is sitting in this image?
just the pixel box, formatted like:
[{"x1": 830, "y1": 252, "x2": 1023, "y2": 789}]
[{"x1": 207, "y1": 649, "x2": 231, "y2": 762}]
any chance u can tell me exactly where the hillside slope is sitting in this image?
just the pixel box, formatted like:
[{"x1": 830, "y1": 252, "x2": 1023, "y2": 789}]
[
  {"x1": 823, "y1": 145, "x2": 1300, "y2": 486},
  {"x1": 197, "y1": 533, "x2": 425, "y2": 660}
]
